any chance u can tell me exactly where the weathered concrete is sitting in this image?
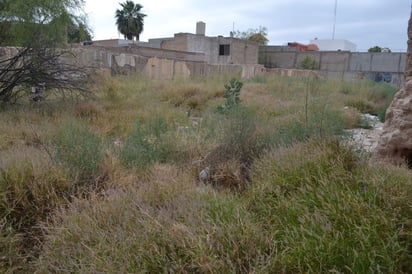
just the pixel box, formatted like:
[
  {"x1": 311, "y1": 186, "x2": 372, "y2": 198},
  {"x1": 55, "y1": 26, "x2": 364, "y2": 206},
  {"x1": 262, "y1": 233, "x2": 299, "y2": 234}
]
[
  {"x1": 260, "y1": 46, "x2": 406, "y2": 87},
  {"x1": 1, "y1": 45, "x2": 265, "y2": 81},
  {"x1": 70, "y1": 47, "x2": 264, "y2": 80}
]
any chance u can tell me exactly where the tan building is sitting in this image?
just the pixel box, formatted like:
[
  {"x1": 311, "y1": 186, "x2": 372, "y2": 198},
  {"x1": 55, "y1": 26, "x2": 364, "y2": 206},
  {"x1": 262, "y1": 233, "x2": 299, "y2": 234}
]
[
  {"x1": 157, "y1": 22, "x2": 259, "y2": 65},
  {"x1": 91, "y1": 22, "x2": 259, "y2": 65}
]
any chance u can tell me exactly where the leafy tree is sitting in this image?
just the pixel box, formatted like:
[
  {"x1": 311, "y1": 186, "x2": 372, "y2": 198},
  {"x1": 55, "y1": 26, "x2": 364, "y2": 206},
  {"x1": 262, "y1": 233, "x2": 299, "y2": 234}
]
[
  {"x1": 368, "y1": 46, "x2": 392, "y2": 53},
  {"x1": 233, "y1": 26, "x2": 269, "y2": 45},
  {"x1": 67, "y1": 20, "x2": 93, "y2": 43},
  {"x1": 115, "y1": 1, "x2": 146, "y2": 41},
  {"x1": 0, "y1": 0, "x2": 87, "y2": 47},
  {"x1": 368, "y1": 46, "x2": 382, "y2": 52},
  {"x1": 0, "y1": 0, "x2": 92, "y2": 103}
]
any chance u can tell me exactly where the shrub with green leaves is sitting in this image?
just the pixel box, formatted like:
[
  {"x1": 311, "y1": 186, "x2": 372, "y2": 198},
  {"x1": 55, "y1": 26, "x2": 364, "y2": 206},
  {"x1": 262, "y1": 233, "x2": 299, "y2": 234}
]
[
  {"x1": 119, "y1": 117, "x2": 175, "y2": 170},
  {"x1": 300, "y1": 56, "x2": 320, "y2": 70},
  {"x1": 54, "y1": 120, "x2": 103, "y2": 184}
]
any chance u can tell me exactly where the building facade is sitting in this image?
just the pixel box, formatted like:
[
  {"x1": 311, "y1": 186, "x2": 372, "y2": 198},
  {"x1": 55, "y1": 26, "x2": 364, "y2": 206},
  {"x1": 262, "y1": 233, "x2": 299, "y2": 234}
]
[
  {"x1": 310, "y1": 39, "x2": 357, "y2": 52},
  {"x1": 90, "y1": 22, "x2": 259, "y2": 66}
]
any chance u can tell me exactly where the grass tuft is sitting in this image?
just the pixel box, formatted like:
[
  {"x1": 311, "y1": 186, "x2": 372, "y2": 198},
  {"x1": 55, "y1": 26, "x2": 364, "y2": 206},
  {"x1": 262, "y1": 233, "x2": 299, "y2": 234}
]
[{"x1": 54, "y1": 119, "x2": 104, "y2": 189}]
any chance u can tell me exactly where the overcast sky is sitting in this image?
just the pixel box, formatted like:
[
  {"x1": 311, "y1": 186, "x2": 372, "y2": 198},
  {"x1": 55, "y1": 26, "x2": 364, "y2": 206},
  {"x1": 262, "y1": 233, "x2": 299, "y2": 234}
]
[{"x1": 84, "y1": 0, "x2": 410, "y2": 52}]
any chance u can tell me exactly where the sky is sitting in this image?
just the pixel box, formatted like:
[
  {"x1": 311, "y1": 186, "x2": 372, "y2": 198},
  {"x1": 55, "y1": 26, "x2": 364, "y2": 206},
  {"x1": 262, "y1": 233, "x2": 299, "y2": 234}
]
[{"x1": 84, "y1": 0, "x2": 410, "y2": 52}]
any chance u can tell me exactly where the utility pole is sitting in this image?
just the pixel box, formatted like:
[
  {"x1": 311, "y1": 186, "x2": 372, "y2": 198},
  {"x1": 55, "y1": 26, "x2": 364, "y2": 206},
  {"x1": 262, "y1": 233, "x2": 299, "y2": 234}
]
[{"x1": 332, "y1": 0, "x2": 337, "y2": 40}]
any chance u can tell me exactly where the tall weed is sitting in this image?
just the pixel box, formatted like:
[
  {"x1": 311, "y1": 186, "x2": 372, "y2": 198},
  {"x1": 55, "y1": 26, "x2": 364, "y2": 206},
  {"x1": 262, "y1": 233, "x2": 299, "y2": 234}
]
[
  {"x1": 54, "y1": 120, "x2": 104, "y2": 186},
  {"x1": 119, "y1": 117, "x2": 177, "y2": 170}
]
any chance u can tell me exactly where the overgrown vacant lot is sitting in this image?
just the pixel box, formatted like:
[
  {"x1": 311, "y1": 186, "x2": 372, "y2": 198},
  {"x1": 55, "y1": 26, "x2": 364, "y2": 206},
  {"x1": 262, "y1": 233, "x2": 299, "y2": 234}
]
[{"x1": 0, "y1": 74, "x2": 411, "y2": 273}]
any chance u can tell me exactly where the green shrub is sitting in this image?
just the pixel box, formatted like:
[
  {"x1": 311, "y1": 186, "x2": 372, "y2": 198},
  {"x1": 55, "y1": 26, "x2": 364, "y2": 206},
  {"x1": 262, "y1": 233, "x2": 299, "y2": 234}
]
[
  {"x1": 270, "y1": 105, "x2": 346, "y2": 146},
  {"x1": 300, "y1": 56, "x2": 320, "y2": 70},
  {"x1": 346, "y1": 99, "x2": 376, "y2": 114},
  {"x1": 367, "y1": 82, "x2": 397, "y2": 122},
  {"x1": 203, "y1": 106, "x2": 270, "y2": 189},
  {"x1": 54, "y1": 120, "x2": 103, "y2": 184},
  {"x1": 377, "y1": 106, "x2": 388, "y2": 122},
  {"x1": 119, "y1": 117, "x2": 176, "y2": 170}
]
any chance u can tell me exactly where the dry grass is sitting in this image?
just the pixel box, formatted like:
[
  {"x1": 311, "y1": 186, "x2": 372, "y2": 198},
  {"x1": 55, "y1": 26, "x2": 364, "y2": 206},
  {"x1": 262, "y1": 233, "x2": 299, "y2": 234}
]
[{"x1": 1, "y1": 73, "x2": 409, "y2": 273}]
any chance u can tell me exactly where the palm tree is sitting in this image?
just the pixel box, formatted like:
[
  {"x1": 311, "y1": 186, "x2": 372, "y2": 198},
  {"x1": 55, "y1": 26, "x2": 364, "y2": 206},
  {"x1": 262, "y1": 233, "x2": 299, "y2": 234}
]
[{"x1": 115, "y1": 1, "x2": 146, "y2": 41}]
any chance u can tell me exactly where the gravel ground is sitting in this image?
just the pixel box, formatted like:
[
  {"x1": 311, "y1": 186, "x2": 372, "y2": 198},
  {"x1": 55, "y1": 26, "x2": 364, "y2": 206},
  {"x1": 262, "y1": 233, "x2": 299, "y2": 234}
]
[{"x1": 345, "y1": 114, "x2": 383, "y2": 153}]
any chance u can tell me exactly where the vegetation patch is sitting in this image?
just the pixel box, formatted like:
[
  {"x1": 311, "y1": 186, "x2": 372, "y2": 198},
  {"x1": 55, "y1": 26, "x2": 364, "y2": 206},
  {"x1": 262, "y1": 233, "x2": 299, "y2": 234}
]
[{"x1": 0, "y1": 74, "x2": 408, "y2": 273}]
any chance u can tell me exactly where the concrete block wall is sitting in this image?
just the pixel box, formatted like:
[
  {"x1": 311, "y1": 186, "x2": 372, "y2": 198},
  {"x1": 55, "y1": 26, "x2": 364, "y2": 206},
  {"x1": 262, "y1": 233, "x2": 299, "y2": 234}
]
[
  {"x1": 68, "y1": 47, "x2": 264, "y2": 80},
  {"x1": 0, "y1": 46, "x2": 264, "y2": 83},
  {"x1": 260, "y1": 47, "x2": 406, "y2": 87},
  {"x1": 230, "y1": 38, "x2": 259, "y2": 65}
]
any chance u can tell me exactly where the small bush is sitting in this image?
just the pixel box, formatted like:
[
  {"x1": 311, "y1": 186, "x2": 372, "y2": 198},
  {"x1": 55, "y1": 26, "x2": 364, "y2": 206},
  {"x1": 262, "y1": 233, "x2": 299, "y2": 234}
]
[
  {"x1": 300, "y1": 56, "x2": 320, "y2": 70},
  {"x1": 377, "y1": 106, "x2": 388, "y2": 122},
  {"x1": 367, "y1": 83, "x2": 397, "y2": 122},
  {"x1": 339, "y1": 82, "x2": 353, "y2": 94},
  {"x1": 203, "y1": 106, "x2": 264, "y2": 189},
  {"x1": 54, "y1": 120, "x2": 104, "y2": 185},
  {"x1": 119, "y1": 117, "x2": 176, "y2": 170},
  {"x1": 346, "y1": 99, "x2": 376, "y2": 114},
  {"x1": 270, "y1": 106, "x2": 346, "y2": 146}
]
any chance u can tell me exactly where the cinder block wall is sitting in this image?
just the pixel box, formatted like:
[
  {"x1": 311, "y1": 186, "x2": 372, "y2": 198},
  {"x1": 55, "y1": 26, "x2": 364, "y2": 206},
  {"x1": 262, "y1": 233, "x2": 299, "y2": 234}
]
[{"x1": 259, "y1": 46, "x2": 406, "y2": 87}]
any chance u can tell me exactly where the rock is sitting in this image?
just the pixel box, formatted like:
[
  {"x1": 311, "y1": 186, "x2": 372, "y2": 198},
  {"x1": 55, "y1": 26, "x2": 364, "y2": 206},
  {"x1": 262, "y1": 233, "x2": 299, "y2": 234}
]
[
  {"x1": 376, "y1": 81, "x2": 412, "y2": 164},
  {"x1": 375, "y1": 10, "x2": 412, "y2": 166}
]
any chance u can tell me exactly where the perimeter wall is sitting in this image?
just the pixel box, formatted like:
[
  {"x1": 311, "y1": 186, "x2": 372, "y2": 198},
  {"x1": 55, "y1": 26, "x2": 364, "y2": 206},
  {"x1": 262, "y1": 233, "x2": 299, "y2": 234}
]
[
  {"x1": 259, "y1": 46, "x2": 406, "y2": 88},
  {"x1": 69, "y1": 46, "x2": 266, "y2": 79}
]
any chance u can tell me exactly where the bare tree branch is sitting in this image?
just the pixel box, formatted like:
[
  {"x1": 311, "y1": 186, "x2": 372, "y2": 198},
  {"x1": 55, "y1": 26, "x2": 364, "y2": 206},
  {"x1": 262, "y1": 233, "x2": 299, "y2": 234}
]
[{"x1": 0, "y1": 46, "x2": 93, "y2": 103}]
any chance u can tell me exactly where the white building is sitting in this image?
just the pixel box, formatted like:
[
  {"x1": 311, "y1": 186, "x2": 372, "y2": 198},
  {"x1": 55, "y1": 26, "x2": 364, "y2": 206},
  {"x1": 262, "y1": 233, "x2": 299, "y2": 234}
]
[{"x1": 310, "y1": 39, "x2": 357, "y2": 52}]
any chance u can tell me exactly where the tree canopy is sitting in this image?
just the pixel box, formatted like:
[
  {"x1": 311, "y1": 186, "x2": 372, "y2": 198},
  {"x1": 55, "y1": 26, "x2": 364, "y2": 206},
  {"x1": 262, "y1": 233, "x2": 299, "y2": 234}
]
[
  {"x1": 0, "y1": 0, "x2": 92, "y2": 103},
  {"x1": 233, "y1": 26, "x2": 269, "y2": 45},
  {"x1": 368, "y1": 46, "x2": 391, "y2": 53},
  {"x1": 0, "y1": 0, "x2": 89, "y2": 47},
  {"x1": 368, "y1": 46, "x2": 382, "y2": 52},
  {"x1": 115, "y1": 1, "x2": 146, "y2": 41}
]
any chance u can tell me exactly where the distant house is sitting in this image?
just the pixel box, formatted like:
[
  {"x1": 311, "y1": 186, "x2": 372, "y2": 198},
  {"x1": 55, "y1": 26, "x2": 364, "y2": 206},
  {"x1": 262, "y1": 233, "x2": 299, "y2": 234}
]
[
  {"x1": 310, "y1": 39, "x2": 357, "y2": 52},
  {"x1": 90, "y1": 22, "x2": 259, "y2": 65}
]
